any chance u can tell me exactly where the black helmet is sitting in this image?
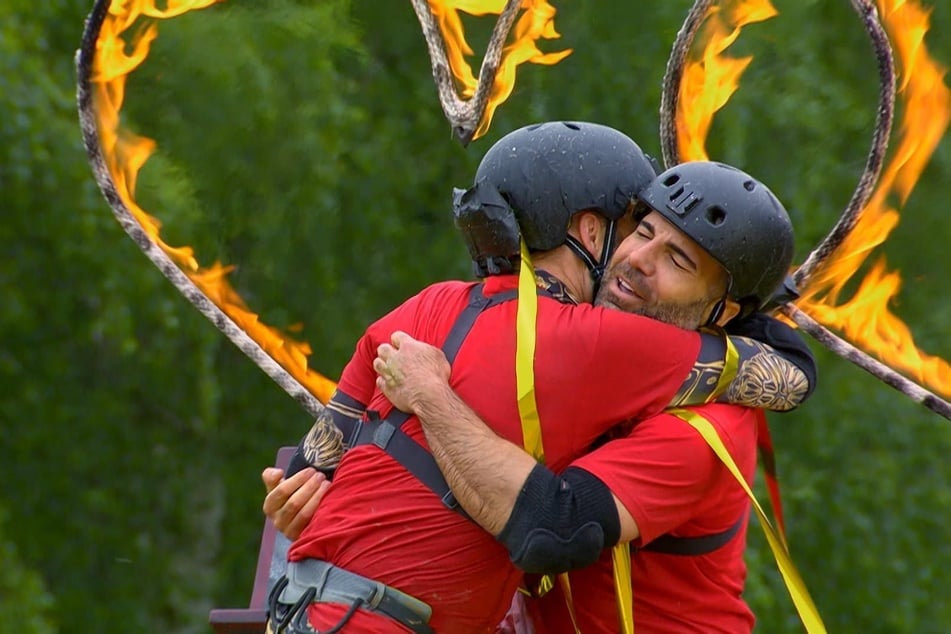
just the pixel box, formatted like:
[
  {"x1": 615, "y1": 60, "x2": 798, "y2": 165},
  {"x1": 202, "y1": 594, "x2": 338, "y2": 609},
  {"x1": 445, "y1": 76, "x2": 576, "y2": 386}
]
[
  {"x1": 637, "y1": 161, "x2": 794, "y2": 314},
  {"x1": 454, "y1": 121, "x2": 658, "y2": 278}
]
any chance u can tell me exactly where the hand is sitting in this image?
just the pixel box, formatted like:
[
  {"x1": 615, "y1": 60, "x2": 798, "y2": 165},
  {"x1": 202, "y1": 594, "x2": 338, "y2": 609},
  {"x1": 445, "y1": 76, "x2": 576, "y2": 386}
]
[
  {"x1": 373, "y1": 330, "x2": 451, "y2": 413},
  {"x1": 261, "y1": 467, "x2": 330, "y2": 540}
]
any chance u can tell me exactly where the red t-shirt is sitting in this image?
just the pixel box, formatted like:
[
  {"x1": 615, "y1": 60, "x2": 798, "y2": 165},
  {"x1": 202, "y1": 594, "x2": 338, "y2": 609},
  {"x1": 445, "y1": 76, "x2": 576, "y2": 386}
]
[
  {"x1": 289, "y1": 275, "x2": 723, "y2": 633},
  {"x1": 527, "y1": 403, "x2": 760, "y2": 634}
]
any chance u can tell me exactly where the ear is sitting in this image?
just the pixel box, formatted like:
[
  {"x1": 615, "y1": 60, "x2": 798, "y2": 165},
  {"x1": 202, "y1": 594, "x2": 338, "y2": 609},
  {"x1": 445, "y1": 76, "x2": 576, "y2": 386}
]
[
  {"x1": 574, "y1": 211, "x2": 605, "y2": 257},
  {"x1": 713, "y1": 298, "x2": 742, "y2": 328}
]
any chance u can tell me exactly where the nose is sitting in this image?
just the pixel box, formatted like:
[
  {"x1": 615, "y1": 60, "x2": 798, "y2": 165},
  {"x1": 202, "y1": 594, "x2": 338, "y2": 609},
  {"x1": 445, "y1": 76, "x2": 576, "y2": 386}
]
[{"x1": 625, "y1": 239, "x2": 660, "y2": 276}]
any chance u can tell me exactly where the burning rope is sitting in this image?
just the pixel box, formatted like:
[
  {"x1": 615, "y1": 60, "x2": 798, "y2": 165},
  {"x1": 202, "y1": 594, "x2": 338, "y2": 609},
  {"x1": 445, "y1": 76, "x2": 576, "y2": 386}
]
[
  {"x1": 75, "y1": 0, "x2": 324, "y2": 419},
  {"x1": 411, "y1": 0, "x2": 521, "y2": 145},
  {"x1": 660, "y1": 0, "x2": 951, "y2": 422},
  {"x1": 789, "y1": 307, "x2": 951, "y2": 419},
  {"x1": 791, "y1": 0, "x2": 896, "y2": 290}
]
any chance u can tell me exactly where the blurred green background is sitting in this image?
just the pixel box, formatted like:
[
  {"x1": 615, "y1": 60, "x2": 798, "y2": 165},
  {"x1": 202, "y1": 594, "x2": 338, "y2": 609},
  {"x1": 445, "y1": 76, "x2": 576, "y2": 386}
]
[{"x1": 2, "y1": 0, "x2": 950, "y2": 631}]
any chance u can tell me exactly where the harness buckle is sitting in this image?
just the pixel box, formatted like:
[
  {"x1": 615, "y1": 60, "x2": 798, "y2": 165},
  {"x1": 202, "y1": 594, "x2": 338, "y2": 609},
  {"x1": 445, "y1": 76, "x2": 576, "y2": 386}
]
[
  {"x1": 440, "y1": 489, "x2": 460, "y2": 511},
  {"x1": 365, "y1": 581, "x2": 386, "y2": 610},
  {"x1": 372, "y1": 422, "x2": 396, "y2": 449}
]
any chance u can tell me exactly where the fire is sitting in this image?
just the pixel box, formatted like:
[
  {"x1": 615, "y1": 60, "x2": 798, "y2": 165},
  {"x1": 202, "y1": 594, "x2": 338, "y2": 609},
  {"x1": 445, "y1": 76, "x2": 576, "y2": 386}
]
[
  {"x1": 677, "y1": 0, "x2": 778, "y2": 161},
  {"x1": 428, "y1": 0, "x2": 572, "y2": 140},
  {"x1": 796, "y1": 0, "x2": 951, "y2": 395},
  {"x1": 92, "y1": 0, "x2": 338, "y2": 403},
  {"x1": 680, "y1": 0, "x2": 951, "y2": 396}
]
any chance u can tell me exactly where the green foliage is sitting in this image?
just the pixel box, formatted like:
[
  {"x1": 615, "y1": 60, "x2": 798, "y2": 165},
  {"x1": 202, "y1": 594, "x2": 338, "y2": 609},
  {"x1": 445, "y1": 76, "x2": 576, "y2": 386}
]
[
  {"x1": 2, "y1": 0, "x2": 951, "y2": 632},
  {"x1": 0, "y1": 506, "x2": 56, "y2": 634}
]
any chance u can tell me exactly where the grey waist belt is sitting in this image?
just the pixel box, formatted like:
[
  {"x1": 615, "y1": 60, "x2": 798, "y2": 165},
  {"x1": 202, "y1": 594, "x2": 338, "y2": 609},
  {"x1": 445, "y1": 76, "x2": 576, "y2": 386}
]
[{"x1": 277, "y1": 559, "x2": 434, "y2": 634}]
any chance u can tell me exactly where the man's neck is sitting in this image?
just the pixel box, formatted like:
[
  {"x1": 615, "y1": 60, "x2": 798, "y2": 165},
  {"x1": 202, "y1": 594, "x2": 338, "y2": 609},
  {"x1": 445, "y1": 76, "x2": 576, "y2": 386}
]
[{"x1": 532, "y1": 246, "x2": 593, "y2": 304}]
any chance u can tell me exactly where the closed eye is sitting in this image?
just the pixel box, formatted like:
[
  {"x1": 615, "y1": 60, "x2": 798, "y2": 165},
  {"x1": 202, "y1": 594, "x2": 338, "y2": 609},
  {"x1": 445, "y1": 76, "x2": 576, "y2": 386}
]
[
  {"x1": 670, "y1": 253, "x2": 691, "y2": 271},
  {"x1": 668, "y1": 244, "x2": 697, "y2": 272}
]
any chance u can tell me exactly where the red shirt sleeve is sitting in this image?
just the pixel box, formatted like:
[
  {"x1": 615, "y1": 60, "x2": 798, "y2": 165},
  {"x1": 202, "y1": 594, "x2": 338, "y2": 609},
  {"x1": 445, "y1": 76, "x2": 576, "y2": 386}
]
[{"x1": 335, "y1": 330, "x2": 378, "y2": 406}]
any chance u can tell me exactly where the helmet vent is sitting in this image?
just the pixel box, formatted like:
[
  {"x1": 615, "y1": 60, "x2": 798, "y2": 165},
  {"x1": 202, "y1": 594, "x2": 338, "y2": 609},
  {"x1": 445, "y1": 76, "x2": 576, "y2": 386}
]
[
  {"x1": 743, "y1": 180, "x2": 756, "y2": 192},
  {"x1": 562, "y1": 122, "x2": 581, "y2": 130},
  {"x1": 663, "y1": 174, "x2": 681, "y2": 187},
  {"x1": 706, "y1": 206, "x2": 726, "y2": 226}
]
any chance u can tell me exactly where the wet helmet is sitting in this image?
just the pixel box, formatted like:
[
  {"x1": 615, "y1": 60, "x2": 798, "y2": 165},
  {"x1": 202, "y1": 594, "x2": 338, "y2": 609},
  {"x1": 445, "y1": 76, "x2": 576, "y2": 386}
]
[
  {"x1": 637, "y1": 161, "x2": 795, "y2": 314},
  {"x1": 454, "y1": 121, "x2": 658, "y2": 278}
]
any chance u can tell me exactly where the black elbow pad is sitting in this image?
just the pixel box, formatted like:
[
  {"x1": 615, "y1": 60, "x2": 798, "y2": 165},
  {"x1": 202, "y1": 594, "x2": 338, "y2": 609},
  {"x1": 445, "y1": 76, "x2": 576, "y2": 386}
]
[
  {"x1": 508, "y1": 522, "x2": 607, "y2": 574},
  {"x1": 498, "y1": 465, "x2": 619, "y2": 575}
]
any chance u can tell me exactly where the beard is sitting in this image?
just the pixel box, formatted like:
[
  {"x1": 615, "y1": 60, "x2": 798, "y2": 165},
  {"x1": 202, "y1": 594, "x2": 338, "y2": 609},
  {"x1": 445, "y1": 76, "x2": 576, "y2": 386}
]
[
  {"x1": 596, "y1": 265, "x2": 717, "y2": 330},
  {"x1": 626, "y1": 296, "x2": 715, "y2": 330}
]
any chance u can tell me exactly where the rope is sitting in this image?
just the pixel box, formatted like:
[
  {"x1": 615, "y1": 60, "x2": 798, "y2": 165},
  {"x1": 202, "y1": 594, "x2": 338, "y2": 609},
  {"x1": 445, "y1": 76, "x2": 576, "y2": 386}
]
[{"x1": 658, "y1": 0, "x2": 896, "y2": 289}]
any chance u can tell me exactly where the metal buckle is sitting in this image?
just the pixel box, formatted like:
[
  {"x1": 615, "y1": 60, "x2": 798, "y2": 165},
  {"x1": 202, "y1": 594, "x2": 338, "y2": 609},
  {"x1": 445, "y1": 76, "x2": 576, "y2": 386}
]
[
  {"x1": 372, "y1": 421, "x2": 396, "y2": 449},
  {"x1": 440, "y1": 489, "x2": 459, "y2": 510}
]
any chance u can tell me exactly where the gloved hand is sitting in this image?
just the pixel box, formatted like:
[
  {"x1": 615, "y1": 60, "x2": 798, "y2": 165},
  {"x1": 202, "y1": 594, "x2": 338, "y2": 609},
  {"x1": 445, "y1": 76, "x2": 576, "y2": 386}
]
[{"x1": 725, "y1": 311, "x2": 818, "y2": 405}]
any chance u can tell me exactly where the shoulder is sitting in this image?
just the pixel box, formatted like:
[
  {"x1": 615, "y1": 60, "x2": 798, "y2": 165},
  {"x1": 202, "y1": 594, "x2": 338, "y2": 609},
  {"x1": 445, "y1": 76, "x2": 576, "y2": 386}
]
[{"x1": 370, "y1": 280, "x2": 474, "y2": 325}]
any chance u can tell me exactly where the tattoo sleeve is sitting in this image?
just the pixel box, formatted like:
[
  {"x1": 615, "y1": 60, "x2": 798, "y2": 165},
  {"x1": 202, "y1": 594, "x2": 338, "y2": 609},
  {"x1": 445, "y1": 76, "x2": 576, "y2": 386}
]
[
  {"x1": 669, "y1": 332, "x2": 810, "y2": 411},
  {"x1": 299, "y1": 407, "x2": 346, "y2": 471},
  {"x1": 722, "y1": 336, "x2": 810, "y2": 411},
  {"x1": 290, "y1": 392, "x2": 365, "y2": 475}
]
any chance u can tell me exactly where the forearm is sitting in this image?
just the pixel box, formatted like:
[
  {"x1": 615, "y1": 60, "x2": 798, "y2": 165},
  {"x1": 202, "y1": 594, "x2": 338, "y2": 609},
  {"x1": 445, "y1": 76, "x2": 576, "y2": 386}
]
[
  {"x1": 722, "y1": 335, "x2": 810, "y2": 411},
  {"x1": 287, "y1": 395, "x2": 361, "y2": 477},
  {"x1": 413, "y1": 382, "x2": 536, "y2": 535}
]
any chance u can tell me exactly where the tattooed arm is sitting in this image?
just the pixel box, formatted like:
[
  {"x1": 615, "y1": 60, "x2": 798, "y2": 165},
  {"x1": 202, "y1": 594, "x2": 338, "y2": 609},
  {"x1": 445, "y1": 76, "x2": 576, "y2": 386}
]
[
  {"x1": 721, "y1": 336, "x2": 812, "y2": 411},
  {"x1": 262, "y1": 391, "x2": 362, "y2": 539},
  {"x1": 669, "y1": 313, "x2": 816, "y2": 412}
]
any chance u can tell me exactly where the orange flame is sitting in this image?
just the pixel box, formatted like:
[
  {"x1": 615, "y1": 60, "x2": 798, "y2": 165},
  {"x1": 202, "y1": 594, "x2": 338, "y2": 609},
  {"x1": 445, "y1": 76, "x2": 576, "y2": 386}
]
[
  {"x1": 92, "y1": 0, "x2": 337, "y2": 403},
  {"x1": 678, "y1": 0, "x2": 778, "y2": 161},
  {"x1": 428, "y1": 0, "x2": 572, "y2": 139},
  {"x1": 796, "y1": 0, "x2": 951, "y2": 395}
]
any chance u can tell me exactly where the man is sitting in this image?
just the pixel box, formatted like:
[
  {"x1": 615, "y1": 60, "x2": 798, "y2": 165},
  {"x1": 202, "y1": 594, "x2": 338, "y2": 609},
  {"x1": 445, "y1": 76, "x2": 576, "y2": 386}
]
[
  {"x1": 373, "y1": 160, "x2": 803, "y2": 632},
  {"x1": 264, "y1": 123, "x2": 813, "y2": 633}
]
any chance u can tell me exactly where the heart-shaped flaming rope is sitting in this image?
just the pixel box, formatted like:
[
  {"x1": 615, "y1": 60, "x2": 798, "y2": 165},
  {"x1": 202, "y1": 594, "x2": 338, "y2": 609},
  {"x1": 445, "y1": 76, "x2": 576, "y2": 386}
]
[{"x1": 76, "y1": 0, "x2": 951, "y2": 421}]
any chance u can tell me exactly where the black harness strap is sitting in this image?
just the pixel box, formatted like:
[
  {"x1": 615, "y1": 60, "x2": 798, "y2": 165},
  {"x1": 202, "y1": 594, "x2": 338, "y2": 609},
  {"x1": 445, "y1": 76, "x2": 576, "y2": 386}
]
[
  {"x1": 350, "y1": 283, "x2": 521, "y2": 512},
  {"x1": 640, "y1": 514, "x2": 745, "y2": 556},
  {"x1": 331, "y1": 391, "x2": 369, "y2": 449}
]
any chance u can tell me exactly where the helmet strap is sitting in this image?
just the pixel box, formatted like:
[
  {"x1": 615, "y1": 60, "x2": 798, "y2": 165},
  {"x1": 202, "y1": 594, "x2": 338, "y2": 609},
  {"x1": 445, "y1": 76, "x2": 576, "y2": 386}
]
[
  {"x1": 564, "y1": 235, "x2": 601, "y2": 277},
  {"x1": 704, "y1": 299, "x2": 727, "y2": 328},
  {"x1": 599, "y1": 219, "x2": 618, "y2": 275},
  {"x1": 564, "y1": 216, "x2": 617, "y2": 297}
]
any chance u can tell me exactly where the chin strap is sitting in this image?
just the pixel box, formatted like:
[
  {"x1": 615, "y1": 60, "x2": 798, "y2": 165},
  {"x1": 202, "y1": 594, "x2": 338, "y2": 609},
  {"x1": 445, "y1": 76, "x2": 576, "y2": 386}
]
[
  {"x1": 563, "y1": 218, "x2": 618, "y2": 297},
  {"x1": 703, "y1": 276, "x2": 735, "y2": 327},
  {"x1": 704, "y1": 299, "x2": 727, "y2": 328}
]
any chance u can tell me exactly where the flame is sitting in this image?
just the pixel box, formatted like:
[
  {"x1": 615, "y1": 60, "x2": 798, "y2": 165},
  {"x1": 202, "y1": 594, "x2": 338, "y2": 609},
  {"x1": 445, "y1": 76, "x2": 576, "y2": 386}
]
[
  {"x1": 677, "y1": 0, "x2": 778, "y2": 161},
  {"x1": 92, "y1": 0, "x2": 337, "y2": 403},
  {"x1": 796, "y1": 0, "x2": 951, "y2": 395},
  {"x1": 428, "y1": 0, "x2": 572, "y2": 139}
]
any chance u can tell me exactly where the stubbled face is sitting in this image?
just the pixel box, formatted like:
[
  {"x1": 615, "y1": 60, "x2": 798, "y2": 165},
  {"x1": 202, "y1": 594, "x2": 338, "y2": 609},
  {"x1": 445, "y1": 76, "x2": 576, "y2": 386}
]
[{"x1": 596, "y1": 211, "x2": 728, "y2": 329}]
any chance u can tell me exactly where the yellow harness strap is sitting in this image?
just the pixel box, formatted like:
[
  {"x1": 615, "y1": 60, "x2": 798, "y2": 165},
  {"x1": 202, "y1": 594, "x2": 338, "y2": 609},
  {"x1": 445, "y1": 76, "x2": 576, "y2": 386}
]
[
  {"x1": 611, "y1": 543, "x2": 634, "y2": 633},
  {"x1": 709, "y1": 332, "x2": 740, "y2": 402},
  {"x1": 667, "y1": 408, "x2": 827, "y2": 634},
  {"x1": 514, "y1": 241, "x2": 580, "y2": 633},
  {"x1": 516, "y1": 239, "x2": 545, "y2": 462}
]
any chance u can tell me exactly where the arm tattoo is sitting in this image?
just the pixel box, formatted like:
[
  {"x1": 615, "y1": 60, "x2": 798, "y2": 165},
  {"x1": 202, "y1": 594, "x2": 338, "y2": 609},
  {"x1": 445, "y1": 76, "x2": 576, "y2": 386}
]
[
  {"x1": 670, "y1": 332, "x2": 810, "y2": 411},
  {"x1": 299, "y1": 408, "x2": 345, "y2": 470},
  {"x1": 670, "y1": 334, "x2": 728, "y2": 407},
  {"x1": 727, "y1": 336, "x2": 810, "y2": 411}
]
